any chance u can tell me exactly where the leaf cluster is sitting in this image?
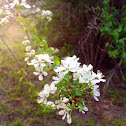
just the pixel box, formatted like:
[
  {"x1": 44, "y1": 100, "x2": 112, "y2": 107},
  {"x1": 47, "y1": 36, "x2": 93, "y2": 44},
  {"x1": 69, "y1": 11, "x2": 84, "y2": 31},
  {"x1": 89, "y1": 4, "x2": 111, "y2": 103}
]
[{"x1": 100, "y1": 0, "x2": 126, "y2": 61}]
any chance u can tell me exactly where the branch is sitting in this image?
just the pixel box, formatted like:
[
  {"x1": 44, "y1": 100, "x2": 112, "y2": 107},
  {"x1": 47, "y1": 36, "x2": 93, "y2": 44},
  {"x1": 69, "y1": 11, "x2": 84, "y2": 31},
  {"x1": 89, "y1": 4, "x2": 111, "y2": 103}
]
[
  {"x1": 105, "y1": 60, "x2": 122, "y2": 89},
  {"x1": 0, "y1": 35, "x2": 28, "y2": 83},
  {"x1": 0, "y1": 47, "x2": 25, "y2": 57}
]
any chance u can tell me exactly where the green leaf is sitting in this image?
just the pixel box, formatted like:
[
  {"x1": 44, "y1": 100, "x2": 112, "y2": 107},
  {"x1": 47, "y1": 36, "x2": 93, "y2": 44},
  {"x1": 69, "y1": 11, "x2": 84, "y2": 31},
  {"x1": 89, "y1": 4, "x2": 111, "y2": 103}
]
[
  {"x1": 75, "y1": 90, "x2": 82, "y2": 96},
  {"x1": 29, "y1": 26, "x2": 37, "y2": 34},
  {"x1": 32, "y1": 36, "x2": 40, "y2": 44},
  {"x1": 71, "y1": 90, "x2": 82, "y2": 96},
  {"x1": 79, "y1": 102, "x2": 84, "y2": 112},
  {"x1": 122, "y1": 52, "x2": 126, "y2": 59},
  {"x1": 42, "y1": 40, "x2": 48, "y2": 48},
  {"x1": 36, "y1": 48, "x2": 46, "y2": 54},
  {"x1": 28, "y1": 81, "x2": 35, "y2": 87},
  {"x1": 16, "y1": 17, "x2": 29, "y2": 28},
  {"x1": 54, "y1": 56, "x2": 60, "y2": 65},
  {"x1": 105, "y1": 42, "x2": 109, "y2": 47},
  {"x1": 71, "y1": 90, "x2": 76, "y2": 96},
  {"x1": 47, "y1": 47, "x2": 55, "y2": 53},
  {"x1": 72, "y1": 80, "x2": 80, "y2": 88},
  {"x1": 64, "y1": 74, "x2": 71, "y2": 83},
  {"x1": 16, "y1": 17, "x2": 25, "y2": 23},
  {"x1": 51, "y1": 63, "x2": 57, "y2": 69},
  {"x1": 19, "y1": 77, "x2": 23, "y2": 83}
]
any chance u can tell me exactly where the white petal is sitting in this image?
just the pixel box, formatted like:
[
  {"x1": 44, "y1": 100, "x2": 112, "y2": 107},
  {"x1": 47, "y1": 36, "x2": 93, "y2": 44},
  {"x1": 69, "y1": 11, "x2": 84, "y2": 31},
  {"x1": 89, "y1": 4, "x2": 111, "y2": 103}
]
[
  {"x1": 43, "y1": 72, "x2": 48, "y2": 76},
  {"x1": 95, "y1": 91, "x2": 100, "y2": 96},
  {"x1": 39, "y1": 74, "x2": 43, "y2": 80},
  {"x1": 100, "y1": 79, "x2": 106, "y2": 82},
  {"x1": 82, "y1": 111, "x2": 85, "y2": 114},
  {"x1": 79, "y1": 76, "x2": 85, "y2": 83},
  {"x1": 35, "y1": 66, "x2": 43, "y2": 71},
  {"x1": 62, "y1": 112, "x2": 66, "y2": 120},
  {"x1": 67, "y1": 113, "x2": 72, "y2": 124},
  {"x1": 51, "y1": 81, "x2": 59, "y2": 85},
  {"x1": 84, "y1": 106, "x2": 88, "y2": 111},
  {"x1": 94, "y1": 96, "x2": 99, "y2": 101},
  {"x1": 44, "y1": 84, "x2": 50, "y2": 92},
  {"x1": 33, "y1": 72, "x2": 39, "y2": 75},
  {"x1": 53, "y1": 76, "x2": 59, "y2": 81},
  {"x1": 59, "y1": 110, "x2": 65, "y2": 115},
  {"x1": 44, "y1": 99, "x2": 47, "y2": 104},
  {"x1": 34, "y1": 64, "x2": 39, "y2": 67},
  {"x1": 38, "y1": 98, "x2": 44, "y2": 103}
]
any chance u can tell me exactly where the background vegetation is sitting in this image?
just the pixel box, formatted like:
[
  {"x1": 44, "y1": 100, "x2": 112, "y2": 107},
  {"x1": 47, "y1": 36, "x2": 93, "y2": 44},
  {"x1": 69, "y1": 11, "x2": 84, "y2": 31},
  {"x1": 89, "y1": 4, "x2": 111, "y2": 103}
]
[{"x1": 0, "y1": 0, "x2": 126, "y2": 125}]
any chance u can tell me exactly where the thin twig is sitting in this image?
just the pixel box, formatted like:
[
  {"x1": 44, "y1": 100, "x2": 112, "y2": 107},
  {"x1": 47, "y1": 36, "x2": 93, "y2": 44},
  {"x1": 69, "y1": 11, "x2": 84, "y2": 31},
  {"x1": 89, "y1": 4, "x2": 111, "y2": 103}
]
[
  {"x1": 119, "y1": 67, "x2": 126, "y2": 82},
  {"x1": 0, "y1": 35, "x2": 28, "y2": 83},
  {"x1": 0, "y1": 47, "x2": 25, "y2": 57},
  {"x1": 105, "y1": 60, "x2": 122, "y2": 89}
]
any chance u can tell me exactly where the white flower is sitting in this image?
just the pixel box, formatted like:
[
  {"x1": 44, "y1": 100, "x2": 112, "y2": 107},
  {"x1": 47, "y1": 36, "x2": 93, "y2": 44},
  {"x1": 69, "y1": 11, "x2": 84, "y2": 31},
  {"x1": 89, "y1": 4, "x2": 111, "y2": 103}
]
[
  {"x1": 82, "y1": 106, "x2": 88, "y2": 114},
  {"x1": 59, "y1": 110, "x2": 72, "y2": 124},
  {"x1": 36, "y1": 8, "x2": 41, "y2": 13},
  {"x1": 21, "y1": 3, "x2": 31, "y2": 8},
  {"x1": 62, "y1": 97, "x2": 69, "y2": 103},
  {"x1": 13, "y1": 0, "x2": 19, "y2": 5},
  {"x1": 52, "y1": 72, "x2": 65, "y2": 84},
  {"x1": 54, "y1": 55, "x2": 80, "y2": 74},
  {"x1": 0, "y1": 16, "x2": 9, "y2": 25},
  {"x1": 22, "y1": 40, "x2": 30, "y2": 45},
  {"x1": 10, "y1": 0, "x2": 31, "y2": 8},
  {"x1": 25, "y1": 46, "x2": 31, "y2": 52},
  {"x1": 24, "y1": 57, "x2": 29, "y2": 62},
  {"x1": 82, "y1": 64, "x2": 93, "y2": 72},
  {"x1": 61, "y1": 55, "x2": 80, "y2": 72},
  {"x1": 73, "y1": 72, "x2": 80, "y2": 80},
  {"x1": 93, "y1": 85, "x2": 100, "y2": 101},
  {"x1": 4, "y1": 5, "x2": 9, "y2": 9},
  {"x1": 41, "y1": 10, "x2": 52, "y2": 16},
  {"x1": 28, "y1": 54, "x2": 53, "y2": 67},
  {"x1": 26, "y1": 49, "x2": 36, "y2": 57},
  {"x1": 58, "y1": 103, "x2": 72, "y2": 124},
  {"x1": 33, "y1": 66, "x2": 48, "y2": 80},
  {"x1": 47, "y1": 16, "x2": 52, "y2": 21},
  {"x1": 79, "y1": 72, "x2": 92, "y2": 83},
  {"x1": 50, "y1": 83, "x2": 57, "y2": 94},
  {"x1": 35, "y1": 54, "x2": 53, "y2": 63},
  {"x1": 54, "y1": 66, "x2": 66, "y2": 73},
  {"x1": 44, "y1": 83, "x2": 57, "y2": 94},
  {"x1": 96, "y1": 70, "x2": 106, "y2": 82},
  {"x1": 38, "y1": 90, "x2": 49, "y2": 104},
  {"x1": 90, "y1": 71, "x2": 106, "y2": 86},
  {"x1": 28, "y1": 58, "x2": 46, "y2": 68},
  {"x1": 46, "y1": 101, "x2": 56, "y2": 107}
]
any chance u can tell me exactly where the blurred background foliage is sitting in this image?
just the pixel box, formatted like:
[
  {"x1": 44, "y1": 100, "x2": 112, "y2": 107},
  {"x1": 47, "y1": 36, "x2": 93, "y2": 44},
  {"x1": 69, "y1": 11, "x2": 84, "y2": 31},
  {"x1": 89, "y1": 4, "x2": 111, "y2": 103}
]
[
  {"x1": 0, "y1": 0, "x2": 126, "y2": 125},
  {"x1": 0, "y1": 0, "x2": 125, "y2": 87},
  {"x1": 26, "y1": 0, "x2": 126, "y2": 86}
]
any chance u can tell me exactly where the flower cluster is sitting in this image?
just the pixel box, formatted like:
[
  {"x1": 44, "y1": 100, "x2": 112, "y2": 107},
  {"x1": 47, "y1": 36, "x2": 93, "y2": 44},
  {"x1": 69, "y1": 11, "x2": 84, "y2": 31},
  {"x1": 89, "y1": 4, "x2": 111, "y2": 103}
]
[
  {"x1": 38, "y1": 83, "x2": 57, "y2": 104},
  {"x1": 0, "y1": 6, "x2": 14, "y2": 25},
  {"x1": 8, "y1": 0, "x2": 31, "y2": 9},
  {"x1": 21, "y1": 37, "x2": 36, "y2": 63},
  {"x1": 36, "y1": 55, "x2": 106, "y2": 124},
  {"x1": 0, "y1": 16, "x2": 9, "y2": 25},
  {"x1": 28, "y1": 54, "x2": 53, "y2": 80},
  {"x1": 41, "y1": 10, "x2": 53, "y2": 21}
]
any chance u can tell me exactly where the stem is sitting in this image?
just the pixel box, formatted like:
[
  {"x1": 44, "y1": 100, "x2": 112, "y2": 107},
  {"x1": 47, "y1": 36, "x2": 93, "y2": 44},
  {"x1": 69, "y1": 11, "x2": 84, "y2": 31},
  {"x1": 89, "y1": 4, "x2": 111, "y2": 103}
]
[{"x1": 0, "y1": 35, "x2": 28, "y2": 83}]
